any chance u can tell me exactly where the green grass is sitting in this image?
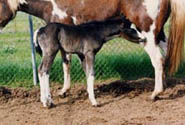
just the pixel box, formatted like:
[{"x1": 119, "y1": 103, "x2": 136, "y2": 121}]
[{"x1": 0, "y1": 12, "x2": 184, "y2": 88}]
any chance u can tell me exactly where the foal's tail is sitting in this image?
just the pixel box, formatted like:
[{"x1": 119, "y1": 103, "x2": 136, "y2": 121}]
[
  {"x1": 165, "y1": 0, "x2": 185, "y2": 75},
  {"x1": 33, "y1": 28, "x2": 42, "y2": 56}
]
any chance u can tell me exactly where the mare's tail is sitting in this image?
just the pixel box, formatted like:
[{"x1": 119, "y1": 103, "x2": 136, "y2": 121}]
[{"x1": 165, "y1": 0, "x2": 185, "y2": 75}]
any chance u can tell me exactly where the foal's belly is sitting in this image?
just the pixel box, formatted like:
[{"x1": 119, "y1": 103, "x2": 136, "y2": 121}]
[{"x1": 61, "y1": 40, "x2": 83, "y2": 54}]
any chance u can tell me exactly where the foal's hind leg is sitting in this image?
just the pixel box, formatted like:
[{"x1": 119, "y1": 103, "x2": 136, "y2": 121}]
[
  {"x1": 38, "y1": 53, "x2": 58, "y2": 107},
  {"x1": 78, "y1": 54, "x2": 87, "y2": 75},
  {"x1": 58, "y1": 53, "x2": 71, "y2": 97},
  {"x1": 85, "y1": 52, "x2": 98, "y2": 106}
]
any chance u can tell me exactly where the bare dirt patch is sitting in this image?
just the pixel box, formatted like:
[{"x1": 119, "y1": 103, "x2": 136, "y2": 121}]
[{"x1": 1, "y1": 78, "x2": 185, "y2": 125}]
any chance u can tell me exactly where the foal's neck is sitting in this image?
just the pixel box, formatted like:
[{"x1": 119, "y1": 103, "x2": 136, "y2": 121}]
[{"x1": 101, "y1": 25, "x2": 121, "y2": 42}]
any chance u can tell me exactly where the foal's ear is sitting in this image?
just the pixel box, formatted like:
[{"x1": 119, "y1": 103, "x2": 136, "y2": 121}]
[
  {"x1": 120, "y1": 16, "x2": 127, "y2": 22},
  {"x1": 120, "y1": 19, "x2": 126, "y2": 28},
  {"x1": 120, "y1": 23, "x2": 125, "y2": 29}
]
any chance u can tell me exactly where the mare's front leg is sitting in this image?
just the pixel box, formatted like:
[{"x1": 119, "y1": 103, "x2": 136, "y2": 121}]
[
  {"x1": 142, "y1": 24, "x2": 165, "y2": 101},
  {"x1": 58, "y1": 53, "x2": 71, "y2": 96},
  {"x1": 85, "y1": 52, "x2": 98, "y2": 106},
  {"x1": 38, "y1": 52, "x2": 58, "y2": 107}
]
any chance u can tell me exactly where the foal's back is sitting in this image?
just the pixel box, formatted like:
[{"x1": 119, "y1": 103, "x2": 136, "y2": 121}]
[
  {"x1": 37, "y1": 18, "x2": 124, "y2": 54},
  {"x1": 58, "y1": 18, "x2": 124, "y2": 53}
]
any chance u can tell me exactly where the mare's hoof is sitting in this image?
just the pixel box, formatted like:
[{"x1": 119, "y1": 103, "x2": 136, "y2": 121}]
[
  {"x1": 149, "y1": 96, "x2": 160, "y2": 102},
  {"x1": 93, "y1": 103, "x2": 101, "y2": 107}
]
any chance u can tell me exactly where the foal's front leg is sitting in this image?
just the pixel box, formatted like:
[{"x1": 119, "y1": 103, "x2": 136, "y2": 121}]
[
  {"x1": 38, "y1": 54, "x2": 57, "y2": 107},
  {"x1": 58, "y1": 53, "x2": 71, "y2": 96},
  {"x1": 85, "y1": 52, "x2": 98, "y2": 106}
]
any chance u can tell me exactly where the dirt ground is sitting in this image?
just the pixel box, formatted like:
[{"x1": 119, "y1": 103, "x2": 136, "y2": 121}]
[{"x1": 1, "y1": 78, "x2": 185, "y2": 125}]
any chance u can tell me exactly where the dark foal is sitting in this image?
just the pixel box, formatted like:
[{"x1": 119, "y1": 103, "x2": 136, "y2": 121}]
[{"x1": 34, "y1": 18, "x2": 126, "y2": 107}]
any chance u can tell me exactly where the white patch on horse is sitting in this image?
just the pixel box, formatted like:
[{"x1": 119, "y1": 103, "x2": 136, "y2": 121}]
[
  {"x1": 50, "y1": 0, "x2": 68, "y2": 19},
  {"x1": 33, "y1": 28, "x2": 41, "y2": 47},
  {"x1": 38, "y1": 72, "x2": 52, "y2": 107},
  {"x1": 142, "y1": 23, "x2": 164, "y2": 100},
  {"x1": 143, "y1": 0, "x2": 160, "y2": 20},
  {"x1": 81, "y1": 0, "x2": 85, "y2": 6},
  {"x1": 71, "y1": 16, "x2": 78, "y2": 25},
  {"x1": 87, "y1": 74, "x2": 97, "y2": 106},
  {"x1": 159, "y1": 38, "x2": 168, "y2": 56},
  {"x1": 131, "y1": 24, "x2": 145, "y2": 39},
  {"x1": 58, "y1": 60, "x2": 71, "y2": 95},
  {"x1": 7, "y1": 0, "x2": 27, "y2": 14}
]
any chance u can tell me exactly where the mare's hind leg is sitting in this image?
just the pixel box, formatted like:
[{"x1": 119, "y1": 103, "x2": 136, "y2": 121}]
[
  {"x1": 58, "y1": 53, "x2": 71, "y2": 96},
  {"x1": 38, "y1": 51, "x2": 58, "y2": 107},
  {"x1": 158, "y1": 30, "x2": 168, "y2": 88},
  {"x1": 85, "y1": 52, "x2": 98, "y2": 106},
  {"x1": 142, "y1": 24, "x2": 165, "y2": 101},
  {"x1": 158, "y1": 30, "x2": 168, "y2": 57}
]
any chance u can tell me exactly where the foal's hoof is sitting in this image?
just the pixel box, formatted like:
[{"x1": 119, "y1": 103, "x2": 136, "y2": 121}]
[
  {"x1": 58, "y1": 89, "x2": 70, "y2": 98},
  {"x1": 92, "y1": 101, "x2": 100, "y2": 107},
  {"x1": 41, "y1": 98, "x2": 55, "y2": 108},
  {"x1": 42, "y1": 102, "x2": 55, "y2": 109},
  {"x1": 48, "y1": 102, "x2": 56, "y2": 109},
  {"x1": 58, "y1": 92, "x2": 67, "y2": 98},
  {"x1": 92, "y1": 103, "x2": 101, "y2": 107}
]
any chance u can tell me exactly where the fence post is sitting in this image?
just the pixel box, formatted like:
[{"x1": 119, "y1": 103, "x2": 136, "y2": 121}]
[{"x1": 28, "y1": 15, "x2": 38, "y2": 85}]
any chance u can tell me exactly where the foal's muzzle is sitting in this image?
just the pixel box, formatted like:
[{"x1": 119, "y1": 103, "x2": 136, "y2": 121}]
[{"x1": 120, "y1": 28, "x2": 146, "y2": 43}]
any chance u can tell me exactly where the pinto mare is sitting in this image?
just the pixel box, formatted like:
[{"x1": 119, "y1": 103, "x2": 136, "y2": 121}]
[
  {"x1": 0, "y1": 0, "x2": 144, "y2": 98},
  {"x1": 34, "y1": 18, "x2": 126, "y2": 107},
  {"x1": 0, "y1": 0, "x2": 185, "y2": 102}
]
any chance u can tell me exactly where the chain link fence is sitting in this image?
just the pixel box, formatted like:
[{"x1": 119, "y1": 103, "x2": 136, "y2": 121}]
[{"x1": 0, "y1": 13, "x2": 184, "y2": 87}]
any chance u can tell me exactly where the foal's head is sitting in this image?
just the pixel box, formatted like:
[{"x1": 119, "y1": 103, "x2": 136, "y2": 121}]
[{"x1": 100, "y1": 17, "x2": 128, "y2": 36}]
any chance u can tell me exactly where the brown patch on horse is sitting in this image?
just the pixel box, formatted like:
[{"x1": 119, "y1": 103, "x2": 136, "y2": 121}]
[
  {"x1": 120, "y1": 0, "x2": 153, "y2": 32},
  {"x1": 0, "y1": 0, "x2": 15, "y2": 27},
  {"x1": 55, "y1": 0, "x2": 120, "y2": 24},
  {"x1": 18, "y1": 0, "x2": 53, "y2": 23},
  {"x1": 154, "y1": 0, "x2": 170, "y2": 43},
  {"x1": 7, "y1": 0, "x2": 27, "y2": 15},
  {"x1": 165, "y1": 0, "x2": 185, "y2": 75}
]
